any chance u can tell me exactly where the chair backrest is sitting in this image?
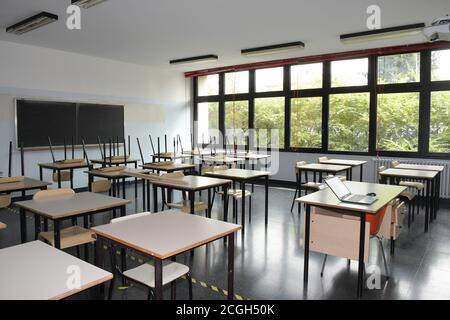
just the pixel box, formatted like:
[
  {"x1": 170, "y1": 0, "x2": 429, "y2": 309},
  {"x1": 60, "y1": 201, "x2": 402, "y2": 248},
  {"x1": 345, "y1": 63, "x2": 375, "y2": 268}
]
[
  {"x1": 162, "y1": 172, "x2": 185, "y2": 180},
  {"x1": 201, "y1": 166, "x2": 214, "y2": 175},
  {"x1": 33, "y1": 188, "x2": 75, "y2": 200},
  {"x1": 91, "y1": 180, "x2": 112, "y2": 193},
  {"x1": 318, "y1": 157, "x2": 329, "y2": 163},
  {"x1": 52, "y1": 171, "x2": 71, "y2": 182},
  {"x1": 391, "y1": 161, "x2": 400, "y2": 168},
  {"x1": 111, "y1": 212, "x2": 151, "y2": 224},
  {"x1": 213, "y1": 165, "x2": 228, "y2": 171}
]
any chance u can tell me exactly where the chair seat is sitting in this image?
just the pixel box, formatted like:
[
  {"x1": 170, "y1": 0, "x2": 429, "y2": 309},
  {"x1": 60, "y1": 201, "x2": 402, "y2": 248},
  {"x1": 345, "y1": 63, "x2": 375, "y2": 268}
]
[
  {"x1": 123, "y1": 262, "x2": 189, "y2": 288},
  {"x1": 399, "y1": 190, "x2": 415, "y2": 201},
  {"x1": 167, "y1": 200, "x2": 208, "y2": 213},
  {"x1": 217, "y1": 189, "x2": 252, "y2": 199},
  {"x1": 302, "y1": 182, "x2": 323, "y2": 190},
  {"x1": 399, "y1": 181, "x2": 424, "y2": 190},
  {"x1": 39, "y1": 226, "x2": 97, "y2": 249}
]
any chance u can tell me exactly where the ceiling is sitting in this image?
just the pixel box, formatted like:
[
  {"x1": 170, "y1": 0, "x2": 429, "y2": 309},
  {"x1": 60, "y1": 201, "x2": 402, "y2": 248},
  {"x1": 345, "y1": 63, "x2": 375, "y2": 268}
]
[{"x1": 0, "y1": 0, "x2": 449, "y2": 72}]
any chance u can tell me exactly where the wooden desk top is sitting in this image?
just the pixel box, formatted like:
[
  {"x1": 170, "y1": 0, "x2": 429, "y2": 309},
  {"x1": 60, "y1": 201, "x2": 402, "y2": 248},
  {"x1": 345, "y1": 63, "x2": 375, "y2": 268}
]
[
  {"x1": 142, "y1": 162, "x2": 195, "y2": 172},
  {"x1": 38, "y1": 161, "x2": 90, "y2": 170},
  {"x1": 152, "y1": 175, "x2": 232, "y2": 191},
  {"x1": 204, "y1": 168, "x2": 269, "y2": 181},
  {"x1": 297, "y1": 181, "x2": 406, "y2": 214},
  {"x1": 0, "y1": 241, "x2": 112, "y2": 300},
  {"x1": 90, "y1": 158, "x2": 139, "y2": 165},
  {"x1": 0, "y1": 177, "x2": 50, "y2": 193},
  {"x1": 319, "y1": 159, "x2": 367, "y2": 167},
  {"x1": 85, "y1": 168, "x2": 147, "y2": 179},
  {"x1": 92, "y1": 211, "x2": 241, "y2": 259},
  {"x1": 380, "y1": 168, "x2": 438, "y2": 180},
  {"x1": 0, "y1": 222, "x2": 6, "y2": 230},
  {"x1": 395, "y1": 163, "x2": 445, "y2": 172},
  {"x1": 15, "y1": 192, "x2": 130, "y2": 219},
  {"x1": 296, "y1": 163, "x2": 351, "y2": 173}
]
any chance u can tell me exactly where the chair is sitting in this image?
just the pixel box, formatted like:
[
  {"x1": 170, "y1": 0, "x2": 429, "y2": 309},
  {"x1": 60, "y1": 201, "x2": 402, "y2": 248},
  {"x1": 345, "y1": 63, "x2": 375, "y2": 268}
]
[
  {"x1": 318, "y1": 156, "x2": 329, "y2": 163},
  {"x1": 0, "y1": 194, "x2": 11, "y2": 208},
  {"x1": 161, "y1": 172, "x2": 208, "y2": 214},
  {"x1": 35, "y1": 189, "x2": 96, "y2": 254},
  {"x1": 52, "y1": 171, "x2": 71, "y2": 183},
  {"x1": 108, "y1": 212, "x2": 192, "y2": 300},
  {"x1": 320, "y1": 206, "x2": 390, "y2": 278}
]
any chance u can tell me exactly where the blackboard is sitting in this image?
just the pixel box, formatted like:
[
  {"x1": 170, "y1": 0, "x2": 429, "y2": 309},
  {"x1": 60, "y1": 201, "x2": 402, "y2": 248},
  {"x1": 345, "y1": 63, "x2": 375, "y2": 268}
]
[{"x1": 15, "y1": 99, "x2": 124, "y2": 148}]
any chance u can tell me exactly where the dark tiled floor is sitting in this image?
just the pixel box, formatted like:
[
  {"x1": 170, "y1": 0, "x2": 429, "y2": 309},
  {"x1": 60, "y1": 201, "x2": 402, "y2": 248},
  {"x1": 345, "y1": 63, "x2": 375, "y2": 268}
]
[{"x1": 0, "y1": 184, "x2": 449, "y2": 300}]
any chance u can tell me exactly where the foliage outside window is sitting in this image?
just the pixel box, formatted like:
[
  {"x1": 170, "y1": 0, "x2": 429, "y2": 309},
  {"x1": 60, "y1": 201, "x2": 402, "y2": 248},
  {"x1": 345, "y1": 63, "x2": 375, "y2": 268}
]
[
  {"x1": 331, "y1": 58, "x2": 368, "y2": 87},
  {"x1": 225, "y1": 71, "x2": 249, "y2": 94},
  {"x1": 225, "y1": 100, "x2": 249, "y2": 145},
  {"x1": 291, "y1": 63, "x2": 323, "y2": 90},
  {"x1": 430, "y1": 91, "x2": 450, "y2": 153},
  {"x1": 290, "y1": 97, "x2": 322, "y2": 148},
  {"x1": 377, "y1": 93, "x2": 420, "y2": 152},
  {"x1": 378, "y1": 53, "x2": 420, "y2": 84},
  {"x1": 255, "y1": 97, "x2": 285, "y2": 148},
  {"x1": 329, "y1": 93, "x2": 370, "y2": 152},
  {"x1": 198, "y1": 74, "x2": 219, "y2": 96},
  {"x1": 197, "y1": 102, "x2": 219, "y2": 144},
  {"x1": 255, "y1": 67, "x2": 283, "y2": 92},
  {"x1": 431, "y1": 49, "x2": 450, "y2": 81}
]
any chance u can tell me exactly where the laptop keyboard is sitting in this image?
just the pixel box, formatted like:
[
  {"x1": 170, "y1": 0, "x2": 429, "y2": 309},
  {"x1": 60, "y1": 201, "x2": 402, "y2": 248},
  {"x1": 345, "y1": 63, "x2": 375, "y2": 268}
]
[{"x1": 346, "y1": 194, "x2": 366, "y2": 202}]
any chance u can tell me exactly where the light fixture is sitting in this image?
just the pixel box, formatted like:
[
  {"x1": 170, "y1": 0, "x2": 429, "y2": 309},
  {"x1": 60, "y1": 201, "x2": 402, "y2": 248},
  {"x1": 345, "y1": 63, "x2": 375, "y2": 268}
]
[
  {"x1": 6, "y1": 12, "x2": 58, "y2": 35},
  {"x1": 340, "y1": 23, "x2": 425, "y2": 44},
  {"x1": 169, "y1": 55, "x2": 219, "y2": 65},
  {"x1": 241, "y1": 41, "x2": 305, "y2": 57},
  {"x1": 72, "y1": 0, "x2": 108, "y2": 9}
]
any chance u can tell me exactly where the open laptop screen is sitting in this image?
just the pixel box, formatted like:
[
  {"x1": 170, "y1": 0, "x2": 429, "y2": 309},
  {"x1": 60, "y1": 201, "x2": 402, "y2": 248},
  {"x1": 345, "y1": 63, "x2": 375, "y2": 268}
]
[{"x1": 325, "y1": 177, "x2": 350, "y2": 199}]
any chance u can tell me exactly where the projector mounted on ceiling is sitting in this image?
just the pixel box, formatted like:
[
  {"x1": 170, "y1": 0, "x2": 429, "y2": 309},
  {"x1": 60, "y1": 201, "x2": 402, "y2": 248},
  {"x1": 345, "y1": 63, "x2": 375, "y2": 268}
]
[
  {"x1": 6, "y1": 12, "x2": 58, "y2": 35},
  {"x1": 72, "y1": 0, "x2": 108, "y2": 9},
  {"x1": 423, "y1": 15, "x2": 450, "y2": 42}
]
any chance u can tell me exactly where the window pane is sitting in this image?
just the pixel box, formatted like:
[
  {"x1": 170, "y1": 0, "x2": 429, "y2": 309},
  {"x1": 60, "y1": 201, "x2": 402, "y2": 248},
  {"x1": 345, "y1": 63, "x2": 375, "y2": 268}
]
[
  {"x1": 255, "y1": 67, "x2": 283, "y2": 92},
  {"x1": 432, "y1": 50, "x2": 450, "y2": 81},
  {"x1": 198, "y1": 74, "x2": 219, "y2": 96},
  {"x1": 430, "y1": 91, "x2": 450, "y2": 153},
  {"x1": 225, "y1": 71, "x2": 249, "y2": 94},
  {"x1": 197, "y1": 102, "x2": 219, "y2": 144},
  {"x1": 225, "y1": 100, "x2": 249, "y2": 145},
  {"x1": 255, "y1": 97, "x2": 285, "y2": 148},
  {"x1": 378, "y1": 53, "x2": 420, "y2": 84},
  {"x1": 291, "y1": 63, "x2": 323, "y2": 90},
  {"x1": 329, "y1": 93, "x2": 370, "y2": 152},
  {"x1": 377, "y1": 93, "x2": 420, "y2": 152},
  {"x1": 290, "y1": 97, "x2": 322, "y2": 148},
  {"x1": 331, "y1": 58, "x2": 368, "y2": 87}
]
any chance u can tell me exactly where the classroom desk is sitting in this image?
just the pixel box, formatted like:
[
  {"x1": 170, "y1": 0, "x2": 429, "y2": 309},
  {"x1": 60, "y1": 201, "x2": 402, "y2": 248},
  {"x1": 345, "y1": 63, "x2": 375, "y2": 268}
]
[
  {"x1": 319, "y1": 159, "x2": 367, "y2": 182},
  {"x1": 38, "y1": 161, "x2": 92, "y2": 189},
  {"x1": 0, "y1": 177, "x2": 50, "y2": 197},
  {"x1": 15, "y1": 192, "x2": 130, "y2": 248},
  {"x1": 142, "y1": 162, "x2": 195, "y2": 174},
  {"x1": 231, "y1": 153, "x2": 271, "y2": 170},
  {"x1": 379, "y1": 168, "x2": 439, "y2": 233},
  {"x1": 204, "y1": 168, "x2": 270, "y2": 232},
  {"x1": 151, "y1": 153, "x2": 193, "y2": 162},
  {"x1": 0, "y1": 241, "x2": 112, "y2": 300},
  {"x1": 296, "y1": 181, "x2": 406, "y2": 298},
  {"x1": 295, "y1": 163, "x2": 352, "y2": 195},
  {"x1": 92, "y1": 211, "x2": 241, "y2": 300}
]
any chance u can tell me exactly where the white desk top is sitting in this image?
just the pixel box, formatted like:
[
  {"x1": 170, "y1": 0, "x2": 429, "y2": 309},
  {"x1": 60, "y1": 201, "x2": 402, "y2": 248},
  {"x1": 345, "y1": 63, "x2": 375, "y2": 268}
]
[
  {"x1": 395, "y1": 163, "x2": 445, "y2": 172},
  {"x1": 320, "y1": 159, "x2": 367, "y2": 166},
  {"x1": 296, "y1": 163, "x2": 351, "y2": 173},
  {"x1": 204, "y1": 168, "x2": 269, "y2": 180},
  {"x1": 92, "y1": 210, "x2": 241, "y2": 259},
  {"x1": 15, "y1": 192, "x2": 130, "y2": 219},
  {"x1": 201, "y1": 156, "x2": 244, "y2": 163},
  {"x1": 0, "y1": 241, "x2": 112, "y2": 300},
  {"x1": 297, "y1": 181, "x2": 406, "y2": 214},
  {"x1": 380, "y1": 168, "x2": 438, "y2": 180}
]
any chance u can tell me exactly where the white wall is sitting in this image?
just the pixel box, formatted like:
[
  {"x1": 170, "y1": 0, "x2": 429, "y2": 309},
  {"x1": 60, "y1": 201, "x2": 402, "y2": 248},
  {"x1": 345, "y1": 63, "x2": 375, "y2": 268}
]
[{"x1": 0, "y1": 40, "x2": 191, "y2": 191}]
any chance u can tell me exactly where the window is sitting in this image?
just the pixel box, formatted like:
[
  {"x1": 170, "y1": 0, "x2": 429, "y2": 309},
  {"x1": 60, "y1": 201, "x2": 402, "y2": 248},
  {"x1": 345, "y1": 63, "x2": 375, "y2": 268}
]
[
  {"x1": 331, "y1": 58, "x2": 368, "y2": 87},
  {"x1": 197, "y1": 102, "x2": 219, "y2": 144},
  {"x1": 290, "y1": 97, "x2": 322, "y2": 148},
  {"x1": 225, "y1": 100, "x2": 249, "y2": 145},
  {"x1": 430, "y1": 91, "x2": 450, "y2": 153},
  {"x1": 291, "y1": 63, "x2": 323, "y2": 90},
  {"x1": 377, "y1": 93, "x2": 420, "y2": 152},
  {"x1": 329, "y1": 93, "x2": 370, "y2": 152},
  {"x1": 431, "y1": 49, "x2": 450, "y2": 81},
  {"x1": 225, "y1": 71, "x2": 249, "y2": 94},
  {"x1": 378, "y1": 53, "x2": 420, "y2": 84},
  {"x1": 198, "y1": 74, "x2": 219, "y2": 96},
  {"x1": 254, "y1": 97, "x2": 285, "y2": 148},
  {"x1": 255, "y1": 67, "x2": 283, "y2": 92}
]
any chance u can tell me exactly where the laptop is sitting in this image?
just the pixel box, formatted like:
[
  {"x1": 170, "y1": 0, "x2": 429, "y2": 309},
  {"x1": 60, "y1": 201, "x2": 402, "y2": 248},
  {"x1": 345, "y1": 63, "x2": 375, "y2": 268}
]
[{"x1": 324, "y1": 177, "x2": 377, "y2": 205}]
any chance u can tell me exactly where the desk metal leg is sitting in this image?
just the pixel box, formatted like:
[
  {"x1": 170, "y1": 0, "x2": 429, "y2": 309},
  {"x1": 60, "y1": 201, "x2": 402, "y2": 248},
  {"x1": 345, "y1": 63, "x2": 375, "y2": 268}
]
[
  {"x1": 265, "y1": 175, "x2": 269, "y2": 226},
  {"x1": 153, "y1": 185, "x2": 158, "y2": 213},
  {"x1": 58, "y1": 170, "x2": 62, "y2": 189},
  {"x1": 20, "y1": 208, "x2": 27, "y2": 244},
  {"x1": 227, "y1": 232, "x2": 235, "y2": 300},
  {"x1": 155, "y1": 258, "x2": 163, "y2": 300},
  {"x1": 360, "y1": 165, "x2": 364, "y2": 182},
  {"x1": 425, "y1": 180, "x2": 430, "y2": 232},
  {"x1": 134, "y1": 162, "x2": 138, "y2": 199},
  {"x1": 357, "y1": 213, "x2": 366, "y2": 298},
  {"x1": 142, "y1": 179, "x2": 146, "y2": 211},
  {"x1": 207, "y1": 188, "x2": 212, "y2": 218},
  {"x1": 54, "y1": 220, "x2": 61, "y2": 249},
  {"x1": 122, "y1": 178, "x2": 126, "y2": 200},
  {"x1": 223, "y1": 185, "x2": 229, "y2": 221},
  {"x1": 303, "y1": 204, "x2": 311, "y2": 286},
  {"x1": 39, "y1": 167, "x2": 43, "y2": 181},
  {"x1": 146, "y1": 180, "x2": 151, "y2": 212},
  {"x1": 70, "y1": 169, "x2": 74, "y2": 189},
  {"x1": 241, "y1": 181, "x2": 246, "y2": 234},
  {"x1": 94, "y1": 237, "x2": 105, "y2": 299},
  {"x1": 34, "y1": 215, "x2": 41, "y2": 240}
]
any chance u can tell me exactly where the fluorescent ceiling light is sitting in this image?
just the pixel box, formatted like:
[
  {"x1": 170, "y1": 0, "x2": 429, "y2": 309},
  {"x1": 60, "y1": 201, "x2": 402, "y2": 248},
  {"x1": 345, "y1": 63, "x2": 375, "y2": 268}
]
[
  {"x1": 6, "y1": 12, "x2": 58, "y2": 35},
  {"x1": 72, "y1": 0, "x2": 108, "y2": 9},
  {"x1": 170, "y1": 55, "x2": 219, "y2": 65},
  {"x1": 340, "y1": 23, "x2": 425, "y2": 44},
  {"x1": 241, "y1": 41, "x2": 305, "y2": 57}
]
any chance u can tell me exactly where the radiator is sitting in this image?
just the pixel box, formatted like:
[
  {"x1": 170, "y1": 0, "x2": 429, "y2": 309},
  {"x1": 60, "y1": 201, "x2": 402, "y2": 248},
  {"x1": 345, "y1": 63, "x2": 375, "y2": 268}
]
[{"x1": 374, "y1": 158, "x2": 450, "y2": 199}]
